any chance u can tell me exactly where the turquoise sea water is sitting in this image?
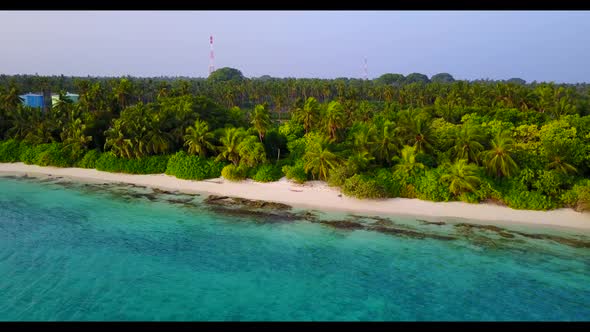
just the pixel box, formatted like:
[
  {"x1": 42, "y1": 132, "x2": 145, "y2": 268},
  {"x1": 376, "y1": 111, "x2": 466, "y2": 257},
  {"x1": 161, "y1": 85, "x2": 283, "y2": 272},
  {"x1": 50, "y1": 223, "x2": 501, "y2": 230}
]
[{"x1": 0, "y1": 175, "x2": 589, "y2": 321}]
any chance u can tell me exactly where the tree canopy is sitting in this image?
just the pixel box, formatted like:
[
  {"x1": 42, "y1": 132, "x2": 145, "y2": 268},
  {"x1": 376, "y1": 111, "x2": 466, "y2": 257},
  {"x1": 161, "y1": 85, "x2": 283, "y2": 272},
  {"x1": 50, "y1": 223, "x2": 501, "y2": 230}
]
[
  {"x1": 207, "y1": 67, "x2": 245, "y2": 83},
  {"x1": 2, "y1": 72, "x2": 590, "y2": 212}
]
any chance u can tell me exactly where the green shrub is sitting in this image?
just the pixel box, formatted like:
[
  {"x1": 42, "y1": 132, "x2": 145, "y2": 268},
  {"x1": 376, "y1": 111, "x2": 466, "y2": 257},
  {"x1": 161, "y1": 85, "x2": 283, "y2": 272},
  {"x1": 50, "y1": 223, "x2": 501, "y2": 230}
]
[
  {"x1": 532, "y1": 170, "x2": 569, "y2": 199},
  {"x1": 221, "y1": 164, "x2": 247, "y2": 181},
  {"x1": 282, "y1": 160, "x2": 308, "y2": 184},
  {"x1": 77, "y1": 150, "x2": 101, "y2": 169},
  {"x1": 416, "y1": 152, "x2": 437, "y2": 168},
  {"x1": 251, "y1": 164, "x2": 283, "y2": 182},
  {"x1": 560, "y1": 181, "x2": 590, "y2": 211},
  {"x1": 511, "y1": 149, "x2": 546, "y2": 172},
  {"x1": 207, "y1": 159, "x2": 226, "y2": 178},
  {"x1": 285, "y1": 137, "x2": 306, "y2": 161},
  {"x1": 458, "y1": 192, "x2": 480, "y2": 204},
  {"x1": 20, "y1": 144, "x2": 50, "y2": 165},
  {"x1": 574, "y1": 185, "x2": 590, "y2": 212},
  {"x1": 473, "y1": 177, "x2": 502, "y2": 202},
  {"x1": 35, "y1": 143, "x2": 78, "y2": 167},
  {"x1": 374, "y1": 168, "x2": 401, "y2": 198},
  {"x1": 503, "y1": 189, "x2": 557, "y2": 210},
  {"x1": 414, "y1": 169, "x2": 453, "y2": 202},
  {"x1": 342, "y1": 174, "x2": 388, "y2": 199},
  {"x1": 141, "y1": 155, "x2": 170, "y2": 174},
  {"x1": 560, "y1": 188, "x2": 579, "y2": 207},
  {"x1": 166, "y1": 151, "x2": 225, "y2": 180},
  {"x1": 0, "y1": 140, "x2": 26, "y2": 162},
  {"x1": 493, "y1": 176, "x2": 556, "y2": 210},
  {"x1": 327, "y1": 165, "x2": 351, "y2": 187},
  {"x1": 392, "y1": 168, "x2": 420, "y2": 198},
  {"x1": 95, "y1": 152, "x2": 124, "y2": 172},
  {"x1": 96, "y1": 152, "x2": 169, "y2": 174}
]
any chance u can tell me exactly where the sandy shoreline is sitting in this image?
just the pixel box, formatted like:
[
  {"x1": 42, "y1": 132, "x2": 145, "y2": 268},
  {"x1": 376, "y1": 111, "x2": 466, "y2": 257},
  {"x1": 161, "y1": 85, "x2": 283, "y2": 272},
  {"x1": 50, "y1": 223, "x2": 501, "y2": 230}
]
[{"x1": 1, "y1": 162, "x2": 590, "y2": 232}]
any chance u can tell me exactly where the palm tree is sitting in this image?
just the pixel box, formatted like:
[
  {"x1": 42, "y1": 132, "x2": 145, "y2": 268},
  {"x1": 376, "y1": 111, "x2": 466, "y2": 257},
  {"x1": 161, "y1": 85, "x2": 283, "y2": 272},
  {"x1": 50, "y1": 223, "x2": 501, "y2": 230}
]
[
  {"x1": 293, "y1": 97, "x2": 320, "y2": 134},
  {"x1": 393, "y1": 145, "x2": 425, "y2": 175},
  {"x1": 2, "y1": 87, "x2": 24, "y2": 112},
  {"x1": 346, "y1": 150, "x2": 374, "y2": 174},
  {"x1": 407, "y1": 116, "x2": 434, "y2": 154},
  {"x1": 216, "y1": 127, "x2": 246, "y2": 166},
  {"x1": 184, "y1": 119, "x2": 215, "y2": 157},
  {"x1": 142, "y1": 119, "x2": 172, "y2": 156},
  {"x1": 250, "y1": 104, "x2": 272, "y2": 142},
  {"x1": 238, "y1": 135, "x2": 267, "y2": 167},
  {"x1": 6, "y1": 105, "x2": 33, "y2": 140},
  {"x1": 61, "y1": 118, "x2": 92, "y2": 159},
  {"x1": 325, "y1": 100, "x2": 345, "y2": 141},
  {"x1": 547, "y1": 155, "x2": 578, "y2": 175},
  {"x1": 24, "y1": 118, "x2": 56, "y2": 145},
  {"x1": 157, "y1": 82, "x2": 170, "y2": 99},
  {"x1": 114, "y1": 78, "x2": 133, "y2": 110},
  {"x1": 533, "y1": 84, "x2": 554, "y2": 114},
  {"x1": 174, "y1": 80, "x2": 191, "y2": 96},
  {"x1": 303, "y1": 138, "x2": 340, "y2": 181},
  {"x1": 85, "y1": 83, "x2": 105, "y2": 111},
  {"x1": 351, "y1": 122, "x2": 376, "y2": 153},
  {"x1": 104, "y1": 121, "x2": 134, "y2": 159},
  {"x1": 373, "y1": 120, "x2": 400, "y2": 165},
  {"x1": 74, "y1": 79, "x2": 91, "y2": 108},
  {"x1": 450, "y1": 124, "x2": 485, "y2": 164},
  {"x1": 440, "y1": 159, "x2": 481, "y2": 196},
  {"x1": 481, "y1": 130, "x2": 519, "y2": 178},
  {"x1": 550, "y1": 97, "x2": 576, "y2": 119},
  {"x1": 52, "y1": 90, "x2": 74, "y2": 117}
]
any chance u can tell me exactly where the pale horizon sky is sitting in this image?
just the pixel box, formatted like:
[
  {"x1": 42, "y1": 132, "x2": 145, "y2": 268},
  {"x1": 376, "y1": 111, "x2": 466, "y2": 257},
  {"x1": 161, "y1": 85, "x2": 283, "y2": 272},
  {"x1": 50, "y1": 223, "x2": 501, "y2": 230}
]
[{"x1": 1, "y1": 11, "x2": 590, "y2": 83}]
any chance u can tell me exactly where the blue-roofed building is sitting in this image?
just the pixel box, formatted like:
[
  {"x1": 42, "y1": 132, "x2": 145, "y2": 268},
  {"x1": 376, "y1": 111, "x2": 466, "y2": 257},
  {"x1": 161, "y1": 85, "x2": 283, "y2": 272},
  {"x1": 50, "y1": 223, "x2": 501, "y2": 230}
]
[
  {"x1": 19, "y1": 93, "x2": 44, "y2": 108},
  {"x1": 51, "y1": 92, "x2": 80, "y2": 106}
]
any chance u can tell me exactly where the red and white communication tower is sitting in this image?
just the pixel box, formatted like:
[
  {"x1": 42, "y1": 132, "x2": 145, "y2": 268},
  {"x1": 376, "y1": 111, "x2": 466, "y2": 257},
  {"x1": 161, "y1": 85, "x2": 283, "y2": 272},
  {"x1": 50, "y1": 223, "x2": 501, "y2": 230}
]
[
  {"x1": 209, "y1": 35, "x2": 215, "y2": 76},
  {"x1": 363, "y1": 57, "x2": 368, "y2": 80}
]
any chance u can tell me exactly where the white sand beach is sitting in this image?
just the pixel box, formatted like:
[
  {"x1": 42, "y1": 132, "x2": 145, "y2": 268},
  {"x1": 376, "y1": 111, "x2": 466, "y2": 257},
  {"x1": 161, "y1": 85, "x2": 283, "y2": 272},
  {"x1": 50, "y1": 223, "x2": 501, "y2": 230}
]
[{"x1": 1, "y1": 162, "x2": 589, "y2": 231}]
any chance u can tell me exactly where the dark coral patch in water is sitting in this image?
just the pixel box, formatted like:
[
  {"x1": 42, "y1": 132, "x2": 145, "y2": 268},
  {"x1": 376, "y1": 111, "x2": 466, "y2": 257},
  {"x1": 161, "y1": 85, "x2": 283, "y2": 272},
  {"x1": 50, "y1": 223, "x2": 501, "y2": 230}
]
[
  {"x1": 204, "y1": 195, "x2": 292, "y2": 210},
  {"x1": 454, "y1": 223, "x2": 515, "y2": 239},
  {"x1": 419, "y1": 219, "x2": 446, "y2": 226},
  {"x1": 512, "y1": 231, "x2": 590, "y2": 249},
  {"x1": 318, "y1": 220, "x2": 366, "y2": 230},
  {"x1": 370, "y1": 226, "x2": 456, "y2": 241}
]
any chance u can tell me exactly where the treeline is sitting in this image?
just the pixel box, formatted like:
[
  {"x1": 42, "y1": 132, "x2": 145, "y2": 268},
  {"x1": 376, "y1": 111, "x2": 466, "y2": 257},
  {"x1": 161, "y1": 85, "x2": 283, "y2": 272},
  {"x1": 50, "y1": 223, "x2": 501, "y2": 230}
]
[
  {"x1": 2, "y1": 69, "x2": 589, "y2": 113},
  {"x1": 1, "y1": 68, "x2": 590, "y2": 212}
]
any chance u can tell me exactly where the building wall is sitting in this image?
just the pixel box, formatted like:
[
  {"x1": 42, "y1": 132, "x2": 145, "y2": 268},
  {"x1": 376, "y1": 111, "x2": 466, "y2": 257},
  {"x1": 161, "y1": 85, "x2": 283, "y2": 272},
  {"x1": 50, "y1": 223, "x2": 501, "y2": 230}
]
[
  {"x1": 51, "y1": 93, "x2": 80, "y2": 106},
  {"x1": 21, "y1": 94, "x2": 44, "y2": 108},
  {"x1": 66, "y1": 94, "x2": 79, "y2": 103},
  {"x1": 51, "y1": 95, "x2": 60, "y2": 106},
  {"x1": 21, "y1": 93, "x2": 79, "y2": 108}
]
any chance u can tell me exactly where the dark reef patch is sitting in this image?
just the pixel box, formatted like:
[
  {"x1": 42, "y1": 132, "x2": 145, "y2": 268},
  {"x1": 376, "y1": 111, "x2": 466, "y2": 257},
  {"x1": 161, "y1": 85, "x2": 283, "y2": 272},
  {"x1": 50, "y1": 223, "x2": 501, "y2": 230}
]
[
  {"x1": 204, "y1": 195, "x2": 292, "y2": 210},
  {"x1": 369, "y1": 226, "x2": 457, "y2": 241},
  {"x1": 455, "y1": 223, "x2": 515, "y2": 239},
  {"x1": 208, "y1": 206, "x2": 300, "y2": 224},
  {"x1": 419, "y1": 219, "x2": 446, "y2": 226},
  {"x1": 512, "y1": 231, "x2": 590, "y2": 249},
  {"x1": 318, "y1": 220, "x2": 366, "y2": 230}
]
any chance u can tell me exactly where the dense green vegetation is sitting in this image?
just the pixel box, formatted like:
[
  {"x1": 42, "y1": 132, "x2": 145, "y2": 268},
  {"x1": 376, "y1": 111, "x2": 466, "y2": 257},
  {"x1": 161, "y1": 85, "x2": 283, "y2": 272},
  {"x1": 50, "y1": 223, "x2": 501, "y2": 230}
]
[
  {"x1": 2, "y1": 70, "x2": 590, "y2": 212},
  {"x1": 166, "y1": 151, "x2": 225, "y2": 180}
]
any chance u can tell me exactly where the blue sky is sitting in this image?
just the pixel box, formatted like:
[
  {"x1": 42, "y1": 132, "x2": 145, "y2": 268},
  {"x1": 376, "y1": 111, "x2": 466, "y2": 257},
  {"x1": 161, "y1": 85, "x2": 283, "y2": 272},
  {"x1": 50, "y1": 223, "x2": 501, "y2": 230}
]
[{"x1": 1, "y1": 11, "x2": 589, "y2": 82}]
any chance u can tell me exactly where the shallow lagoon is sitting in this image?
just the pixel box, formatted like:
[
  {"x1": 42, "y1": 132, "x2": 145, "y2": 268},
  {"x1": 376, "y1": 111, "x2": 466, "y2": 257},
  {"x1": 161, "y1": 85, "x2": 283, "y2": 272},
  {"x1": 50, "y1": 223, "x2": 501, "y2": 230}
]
[{"x1": 1, "y1": 175, "x2": 589, "y2": 321}]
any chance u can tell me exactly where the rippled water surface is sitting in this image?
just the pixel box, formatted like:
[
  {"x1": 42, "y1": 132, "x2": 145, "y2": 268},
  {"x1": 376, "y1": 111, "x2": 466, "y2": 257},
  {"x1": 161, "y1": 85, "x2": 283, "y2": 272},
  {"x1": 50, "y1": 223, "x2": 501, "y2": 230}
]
[{"x1": 1, "y1": 175, "x2": 589, "y2": 321}]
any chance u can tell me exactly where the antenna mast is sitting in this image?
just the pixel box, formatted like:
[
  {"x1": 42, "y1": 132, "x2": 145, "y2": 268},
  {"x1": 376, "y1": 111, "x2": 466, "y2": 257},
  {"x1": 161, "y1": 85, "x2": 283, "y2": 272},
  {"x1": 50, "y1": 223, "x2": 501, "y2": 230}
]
[
  {"x1": 363, "y1": 57, "x2": 368, "y2": 80},
  {"x1": 209, "y1": 35, "x2": 215, "y2": 76}
]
